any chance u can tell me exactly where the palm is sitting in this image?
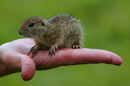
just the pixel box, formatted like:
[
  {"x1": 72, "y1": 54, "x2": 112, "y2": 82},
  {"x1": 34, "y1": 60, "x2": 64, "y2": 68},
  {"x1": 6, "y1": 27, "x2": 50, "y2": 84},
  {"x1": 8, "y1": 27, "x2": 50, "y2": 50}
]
[{"x1": 0, "y1": 38, "x2": 122, "y2": 81}]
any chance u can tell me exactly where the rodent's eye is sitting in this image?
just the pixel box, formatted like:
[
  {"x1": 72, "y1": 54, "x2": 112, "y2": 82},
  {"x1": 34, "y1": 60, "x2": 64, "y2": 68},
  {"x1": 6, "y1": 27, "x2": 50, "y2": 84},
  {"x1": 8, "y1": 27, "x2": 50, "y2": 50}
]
[{"x1": 29, "y1": 23, "x2": 35, "y2": 27}]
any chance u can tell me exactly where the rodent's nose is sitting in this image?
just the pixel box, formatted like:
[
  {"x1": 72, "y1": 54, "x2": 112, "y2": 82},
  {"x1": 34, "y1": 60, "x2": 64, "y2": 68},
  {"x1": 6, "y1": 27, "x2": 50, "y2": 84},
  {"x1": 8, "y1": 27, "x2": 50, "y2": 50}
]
[{"x1": 18, "y1": 31, "x2": 22, "y2": 35}]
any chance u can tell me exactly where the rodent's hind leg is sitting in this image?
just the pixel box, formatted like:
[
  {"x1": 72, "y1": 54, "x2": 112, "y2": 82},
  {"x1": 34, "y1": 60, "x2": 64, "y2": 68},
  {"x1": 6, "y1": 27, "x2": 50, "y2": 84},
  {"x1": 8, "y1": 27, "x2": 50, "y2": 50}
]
[
  {"x1": 49, "y1": 44, "x2": 58, "y2": 56},
  {"x1": 72, "y1": 45, "x2": 81, "y2": 49},
  {"x1": 72, "y1": 40, "x2": 82, "y2": 49}
]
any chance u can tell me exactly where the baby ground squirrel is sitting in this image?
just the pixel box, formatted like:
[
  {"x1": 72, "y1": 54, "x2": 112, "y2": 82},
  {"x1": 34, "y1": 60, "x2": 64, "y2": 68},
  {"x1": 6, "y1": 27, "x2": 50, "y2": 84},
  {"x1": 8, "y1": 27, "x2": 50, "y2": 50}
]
[{"x1": 19, "y1": 14, "x2": 84, "y2": 55}]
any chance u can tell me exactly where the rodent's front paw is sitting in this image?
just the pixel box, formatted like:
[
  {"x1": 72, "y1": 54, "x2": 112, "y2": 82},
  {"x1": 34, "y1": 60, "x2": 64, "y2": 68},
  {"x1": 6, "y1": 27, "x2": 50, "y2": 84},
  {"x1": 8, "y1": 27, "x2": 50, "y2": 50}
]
[
  {"x1": 72, "y1": 45, "x2": 81, "y2": 49},
  {"x1": 30, "y1": 45, "x2": 40, "y2": 55},
  {"x1": 49, "y1": 45, "x2": 58, "y2": 55}
]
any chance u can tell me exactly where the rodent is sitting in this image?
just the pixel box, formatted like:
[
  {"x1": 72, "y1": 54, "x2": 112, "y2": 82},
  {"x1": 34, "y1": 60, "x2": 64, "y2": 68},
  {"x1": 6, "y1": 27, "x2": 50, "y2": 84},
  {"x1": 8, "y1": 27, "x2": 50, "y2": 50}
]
[{"x1": 18, "y1": 14, "x2": 84, "y2": 55}]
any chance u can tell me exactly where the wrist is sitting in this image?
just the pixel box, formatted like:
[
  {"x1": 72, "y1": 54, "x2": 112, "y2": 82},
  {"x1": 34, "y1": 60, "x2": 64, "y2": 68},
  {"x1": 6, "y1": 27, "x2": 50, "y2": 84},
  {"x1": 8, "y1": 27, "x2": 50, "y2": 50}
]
[
  {"x1": 0, "y1": 45, "x2": 6, "y2": 76},
  {"x1": 0, "y1": 45, "x2": 3, "y2": 63}
]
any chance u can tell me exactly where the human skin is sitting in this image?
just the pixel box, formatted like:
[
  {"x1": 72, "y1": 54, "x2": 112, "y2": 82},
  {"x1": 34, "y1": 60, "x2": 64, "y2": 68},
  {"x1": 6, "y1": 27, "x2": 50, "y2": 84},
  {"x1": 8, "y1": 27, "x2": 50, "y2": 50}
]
[{"x1": 0, "y1": 38, "x2": 122, "y2": 81}]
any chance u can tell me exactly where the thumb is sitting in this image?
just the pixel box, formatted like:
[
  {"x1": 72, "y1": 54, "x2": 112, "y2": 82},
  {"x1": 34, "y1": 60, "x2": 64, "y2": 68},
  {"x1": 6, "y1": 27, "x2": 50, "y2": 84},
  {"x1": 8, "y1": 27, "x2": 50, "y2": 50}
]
[{"x1": 19, "y1": 55, "x2": 36, "y2": 81}]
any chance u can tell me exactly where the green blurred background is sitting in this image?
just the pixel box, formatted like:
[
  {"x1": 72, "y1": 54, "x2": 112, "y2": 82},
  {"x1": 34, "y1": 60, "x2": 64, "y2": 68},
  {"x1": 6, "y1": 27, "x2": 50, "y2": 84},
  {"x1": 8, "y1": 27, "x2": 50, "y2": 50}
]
[{"x1": 0, "y1": 0, "x2": 129, "y2": 86}]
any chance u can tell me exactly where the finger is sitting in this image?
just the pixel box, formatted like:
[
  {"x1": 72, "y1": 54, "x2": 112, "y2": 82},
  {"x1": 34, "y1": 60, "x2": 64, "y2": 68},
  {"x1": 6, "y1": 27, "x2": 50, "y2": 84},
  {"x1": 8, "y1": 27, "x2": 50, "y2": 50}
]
[
  {"x1": 33, "y1": 48, "x2": 122, "y2": 70},
  {"x1": 71, "y1": 49, "x2": 123, "y2": 65},
  {"x1": 60, "y1": 48, "x2": 123, "y2": 65},
  {"x1": 19, "y1": 54, "x2": 36, "y2": 81}
]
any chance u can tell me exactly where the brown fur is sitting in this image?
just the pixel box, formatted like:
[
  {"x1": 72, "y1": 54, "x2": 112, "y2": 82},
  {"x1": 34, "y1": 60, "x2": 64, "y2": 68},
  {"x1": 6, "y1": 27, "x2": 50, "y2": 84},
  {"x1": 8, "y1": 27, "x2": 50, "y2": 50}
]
[{"x1": 19, "y1": 14, "x2": 84, "y2": 55}]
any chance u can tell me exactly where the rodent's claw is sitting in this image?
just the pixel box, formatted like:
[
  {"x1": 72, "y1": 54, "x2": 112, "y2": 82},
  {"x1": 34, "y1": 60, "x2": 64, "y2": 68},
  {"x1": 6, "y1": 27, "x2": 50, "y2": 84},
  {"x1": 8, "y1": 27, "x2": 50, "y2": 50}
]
[
  {"x1": 49, "y1": 49, "x2": 55, "y2": 56},
  {"x1": 49, "y1": 45, "x2": 58, "y2": 56},
  {"x1": 72, "y1": 45, "x2": 81, "y2": 49},
  {"x1": 55, "y1": 45, "x2": 58, "y2": 50},
  {"x1": 30, "y1": 46, "x2": 39, "y2": 56}
]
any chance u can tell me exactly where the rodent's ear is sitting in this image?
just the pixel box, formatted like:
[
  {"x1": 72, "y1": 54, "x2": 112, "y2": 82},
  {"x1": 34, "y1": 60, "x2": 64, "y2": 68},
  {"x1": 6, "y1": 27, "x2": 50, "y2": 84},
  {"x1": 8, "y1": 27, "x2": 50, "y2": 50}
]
[
  {"x1": 41, "y1": 19, "x2": 50, "y2": 26},
  {"x1": 41, "y1": 21, "x2": 45, "y2": 26}
]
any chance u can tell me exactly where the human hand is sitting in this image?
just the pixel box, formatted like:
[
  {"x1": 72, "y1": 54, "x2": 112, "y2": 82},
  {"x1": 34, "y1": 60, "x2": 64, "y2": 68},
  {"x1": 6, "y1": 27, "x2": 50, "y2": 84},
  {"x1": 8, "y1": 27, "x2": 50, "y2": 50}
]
[{"x1": 0, "y1": 38, "x2": 122, "y2": 81}]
